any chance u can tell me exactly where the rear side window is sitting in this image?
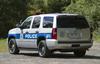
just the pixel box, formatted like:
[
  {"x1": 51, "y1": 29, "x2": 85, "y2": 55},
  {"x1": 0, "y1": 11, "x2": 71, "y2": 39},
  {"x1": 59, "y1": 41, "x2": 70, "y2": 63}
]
[
  {"x1": 57, "y1": 15, "x2": 89, "y2": 28},
  {"x1": 32, "y1": 17, "x2": 41, "y2": 28},
  {"x1": 43, "y1": 17, "x2": 53, "y2": 28}
]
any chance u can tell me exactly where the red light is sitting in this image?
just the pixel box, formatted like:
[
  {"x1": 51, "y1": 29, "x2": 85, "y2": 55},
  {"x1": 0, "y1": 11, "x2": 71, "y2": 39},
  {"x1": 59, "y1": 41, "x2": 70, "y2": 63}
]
[{"x1": 52, "y1": 28, "x2": 57, "y2": 39}]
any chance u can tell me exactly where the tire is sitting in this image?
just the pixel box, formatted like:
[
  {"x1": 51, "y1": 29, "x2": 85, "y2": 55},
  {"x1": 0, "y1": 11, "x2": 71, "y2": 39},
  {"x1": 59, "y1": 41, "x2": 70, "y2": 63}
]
[
  {"x1": 74, "y1": 50, "x2": 86, "y2": 57},
  {"x1": 8, "y1": 39, "x2": 19, "y2": 54},
  {"x1": 38, "y1": 40, "x2": 50, "y2": 57}
]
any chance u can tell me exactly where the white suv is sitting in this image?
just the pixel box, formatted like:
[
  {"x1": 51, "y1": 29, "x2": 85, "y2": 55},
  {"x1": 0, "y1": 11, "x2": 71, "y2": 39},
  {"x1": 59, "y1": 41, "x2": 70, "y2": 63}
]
[{"x1": 8, "y1": 13, "x2": 93, "y2": 57}]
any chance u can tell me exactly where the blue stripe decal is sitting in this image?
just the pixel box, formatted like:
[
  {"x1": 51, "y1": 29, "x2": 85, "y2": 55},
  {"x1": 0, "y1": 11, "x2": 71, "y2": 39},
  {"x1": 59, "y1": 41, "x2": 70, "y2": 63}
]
[
  {"x1": 8, "y1": 34, "x2": 20, "y2": 39},
  {"x1": 23, "y1": 33, "x2": 52, "y2": 39},
  {"x1": 8, "y1": 33, "x2": 52, "y2": 39}
]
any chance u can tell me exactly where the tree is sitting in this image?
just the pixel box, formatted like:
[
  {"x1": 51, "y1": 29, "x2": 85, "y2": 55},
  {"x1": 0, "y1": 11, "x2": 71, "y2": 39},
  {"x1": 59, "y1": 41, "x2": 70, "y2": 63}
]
[
  {"x1": 0, "y1": 0, "x2": 27, "y2": 38},
  {"x1": 0, "y1": 0, "x2": 100, "y2": 38},
  {"x1": 47, "y1": 0, "x2": 71, "y2": 13},
  {"x1": 64, "y1": 0, "x2": 100, "y2": 31}
]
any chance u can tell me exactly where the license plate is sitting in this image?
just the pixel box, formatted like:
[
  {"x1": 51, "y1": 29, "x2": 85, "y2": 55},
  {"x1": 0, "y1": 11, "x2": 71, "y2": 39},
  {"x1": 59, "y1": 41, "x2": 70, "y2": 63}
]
[{"x1": 67, "y1": 33, "x2": 81, "y2": 39}]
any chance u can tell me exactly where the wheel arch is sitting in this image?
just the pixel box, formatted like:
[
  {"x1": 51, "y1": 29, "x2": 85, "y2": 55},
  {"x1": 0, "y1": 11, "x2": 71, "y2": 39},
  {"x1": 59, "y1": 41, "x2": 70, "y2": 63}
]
[
  {"x1": 37, "y1": 36, "x2": 46, "y2": 46},
  {"x1": 8, "y1": 36, "x2": 15, "y2": 43},
  {"x1": 8, "y1": 36, "x2": 20, "y2": 54}
]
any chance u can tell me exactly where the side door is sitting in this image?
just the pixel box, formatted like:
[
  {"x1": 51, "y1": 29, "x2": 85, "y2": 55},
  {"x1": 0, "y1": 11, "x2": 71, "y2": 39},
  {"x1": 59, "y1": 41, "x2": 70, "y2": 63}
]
[
  {"x1": 18, "y1": 16, "x2": 33, "y2": 48},
  {"x1": 23, "y1": 16, "x2": 41, "y2": 48}
]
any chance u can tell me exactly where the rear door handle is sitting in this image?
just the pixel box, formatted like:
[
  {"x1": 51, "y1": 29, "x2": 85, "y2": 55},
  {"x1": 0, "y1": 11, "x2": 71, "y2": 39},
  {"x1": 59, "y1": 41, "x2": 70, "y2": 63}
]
[
  {"x1": 36, "y1": 31, "x2": 39, "y2": 33},
  {"x1": 25, "y1": 32, "x2": 29, "y2": 34}
]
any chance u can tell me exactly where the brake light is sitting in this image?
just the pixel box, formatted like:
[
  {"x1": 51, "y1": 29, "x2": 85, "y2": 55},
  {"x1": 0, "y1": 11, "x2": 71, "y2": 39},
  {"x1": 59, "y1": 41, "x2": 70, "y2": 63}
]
[{"x1": 52, "y1": 28, "x2": 57, "y2": 39}]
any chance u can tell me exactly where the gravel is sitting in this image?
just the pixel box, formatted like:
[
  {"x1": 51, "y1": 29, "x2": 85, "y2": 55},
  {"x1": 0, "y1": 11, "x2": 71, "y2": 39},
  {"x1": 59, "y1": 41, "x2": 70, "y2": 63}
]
[{"x1": 0, "y1": 42, "x2": 100, "y2": 64}]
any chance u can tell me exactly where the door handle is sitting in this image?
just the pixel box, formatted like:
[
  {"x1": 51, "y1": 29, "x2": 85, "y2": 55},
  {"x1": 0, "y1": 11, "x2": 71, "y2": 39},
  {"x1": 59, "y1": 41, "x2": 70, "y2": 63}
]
[
  {"x1": 36, "y1": 31, "x2": 39, "y2": 33},
  {"x1": 25, "y1": 32, "x2": 29, "y2": 34}
]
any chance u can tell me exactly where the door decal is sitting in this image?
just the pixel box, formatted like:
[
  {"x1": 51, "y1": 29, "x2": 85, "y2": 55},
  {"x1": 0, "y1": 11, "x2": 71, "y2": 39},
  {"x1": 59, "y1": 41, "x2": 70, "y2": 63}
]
[{"x1": 23, "y1": 33, "x2": 51, "y2": 39}]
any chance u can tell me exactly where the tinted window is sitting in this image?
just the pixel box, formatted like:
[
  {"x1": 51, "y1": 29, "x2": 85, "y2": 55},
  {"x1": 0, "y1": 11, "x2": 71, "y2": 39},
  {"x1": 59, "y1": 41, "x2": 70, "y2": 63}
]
[
  {"x1": 43, "y1": 17, "x2": 53, "y2": 28},
  {"x1": 57, "y1": 15, "x2": 89, "y2": 28},
  {"x1": 32, "y1": 17, "x2": 41, "y2": 28}
]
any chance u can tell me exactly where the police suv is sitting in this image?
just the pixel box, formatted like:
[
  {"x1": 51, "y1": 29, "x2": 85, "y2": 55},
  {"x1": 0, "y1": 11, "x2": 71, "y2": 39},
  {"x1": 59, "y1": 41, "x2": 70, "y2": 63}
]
[{"x1": 8, "y1": 13, "x2": 93, "y2": 57}]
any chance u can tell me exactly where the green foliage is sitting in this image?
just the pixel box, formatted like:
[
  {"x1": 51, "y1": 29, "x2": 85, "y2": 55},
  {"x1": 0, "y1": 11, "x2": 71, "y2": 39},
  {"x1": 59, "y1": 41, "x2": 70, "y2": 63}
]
[
  {"x1": 0, "y1": 39, "x2": 7, "y2": 52},
  {"x1": 0, "y1": 0, "x2": 27, "y2": 38},
  {"x1": 47, "y1": 0, "x2": 70, "y2": 13},
  {"x1": 64, "y1": 0, "x2": 100, "y2": 31},
  {"x1": 0, "y1": 0, "x2": 100, "y2": 38},
  {"x1": 27, "y1": 0, "x2": 71, "y2": 14},
  {"x1": 26, "y1": 0, "x2": 46, "y2": 15}
]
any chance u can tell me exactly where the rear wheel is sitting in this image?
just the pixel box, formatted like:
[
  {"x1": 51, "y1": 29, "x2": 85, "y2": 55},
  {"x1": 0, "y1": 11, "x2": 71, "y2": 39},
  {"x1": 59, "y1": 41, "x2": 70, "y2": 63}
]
[
  {"x1": 8, "y1": 39, "x2": 19, "y2": 54},
  {"x1": 74, "y1": 50, "x2": 86, "y2": 57},
  {"x1": 38, "y1": 40, "x2": 50, "y2": 57}
]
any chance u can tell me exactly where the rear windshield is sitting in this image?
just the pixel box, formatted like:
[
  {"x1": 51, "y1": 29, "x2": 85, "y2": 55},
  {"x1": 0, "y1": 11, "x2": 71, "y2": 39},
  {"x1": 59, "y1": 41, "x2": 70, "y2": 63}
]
[{"x1": 57, "y1": 15, "x2": 89, "y2": 28}]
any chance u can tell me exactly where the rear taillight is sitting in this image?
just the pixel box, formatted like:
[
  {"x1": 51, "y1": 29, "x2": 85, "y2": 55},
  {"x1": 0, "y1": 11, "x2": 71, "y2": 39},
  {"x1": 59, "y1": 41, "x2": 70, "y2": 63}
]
[{"x1": 52, "y1": 28, "x2": 57, "y2": 39}]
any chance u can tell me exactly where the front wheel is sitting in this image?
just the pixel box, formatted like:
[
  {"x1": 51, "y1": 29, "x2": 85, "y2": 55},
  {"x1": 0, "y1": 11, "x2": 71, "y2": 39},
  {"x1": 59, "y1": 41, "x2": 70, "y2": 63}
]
[
  {"x1": 38, "y1": 40, "x2": 50, "y2": 57},
  {"x1": 8, "y1": 39, "x2": 19, "y2": 54},
  {"x1": 74, "y1": 50, "x2": 86, "y2": 57}
]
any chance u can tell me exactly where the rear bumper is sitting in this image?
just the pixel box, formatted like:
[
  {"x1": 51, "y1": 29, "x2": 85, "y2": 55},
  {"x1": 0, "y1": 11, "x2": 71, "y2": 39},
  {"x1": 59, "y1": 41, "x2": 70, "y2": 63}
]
[{"x1": 46, "y1": 39, "x2": 93, "y2": 50}]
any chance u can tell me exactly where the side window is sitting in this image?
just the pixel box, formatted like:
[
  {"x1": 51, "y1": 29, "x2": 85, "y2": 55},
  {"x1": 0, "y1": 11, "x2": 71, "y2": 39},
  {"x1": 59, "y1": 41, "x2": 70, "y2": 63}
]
[
  {"x1": 21, "y1": 17, "x2": 32, "y2": 29},
  {"x1": 32, "y1": 17, "x2": 41, "y2": 28},
  {"x1": 43, "y1": 17, "x2": 53, "y2": 28}
]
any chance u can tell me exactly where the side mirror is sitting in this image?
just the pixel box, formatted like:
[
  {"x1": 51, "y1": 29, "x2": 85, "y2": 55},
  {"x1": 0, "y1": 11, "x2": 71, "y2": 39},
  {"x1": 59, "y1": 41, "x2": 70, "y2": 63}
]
[
  {"x1": 16, "y1": 23, "x2": 24, "y2": 29},
  {"x1": 16, "y1": 24, "x2": 20, "y2": 28},
  {"x1": 16, "y1": 20, "x2": 23, "y2": 28}
]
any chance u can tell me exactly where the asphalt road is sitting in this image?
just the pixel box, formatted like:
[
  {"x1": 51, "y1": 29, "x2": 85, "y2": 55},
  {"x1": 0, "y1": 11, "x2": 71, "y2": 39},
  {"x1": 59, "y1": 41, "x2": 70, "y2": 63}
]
[{"x1": 0, "y1": 42, "x2": 100, "y2": 64}]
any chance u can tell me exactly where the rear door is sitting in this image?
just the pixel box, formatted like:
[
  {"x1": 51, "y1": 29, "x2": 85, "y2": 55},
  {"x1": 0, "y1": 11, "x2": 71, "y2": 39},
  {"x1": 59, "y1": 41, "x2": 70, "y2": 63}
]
[
  {"x1": 39, "y1": 16, "x2": 54, "y2": 39},
  {"x1": 57, "y1": 15, "x2": 90, "y2": 42}
]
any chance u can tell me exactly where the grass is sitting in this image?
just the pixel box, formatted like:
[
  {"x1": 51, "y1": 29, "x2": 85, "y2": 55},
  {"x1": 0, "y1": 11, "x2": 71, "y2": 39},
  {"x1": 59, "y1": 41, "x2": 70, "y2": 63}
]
[
  {"x1": 95, "y1": 28, "x2": 100, "y2": 42},
  {"x1": 94, "y1": 35, "x2": 100, "y2": 42},
  {"x1": 93, "y1": 31, "x2": 100, "y2": 42},
  {"x1": 0, "y1": 39, "x2": 8, "y2": 52}
]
